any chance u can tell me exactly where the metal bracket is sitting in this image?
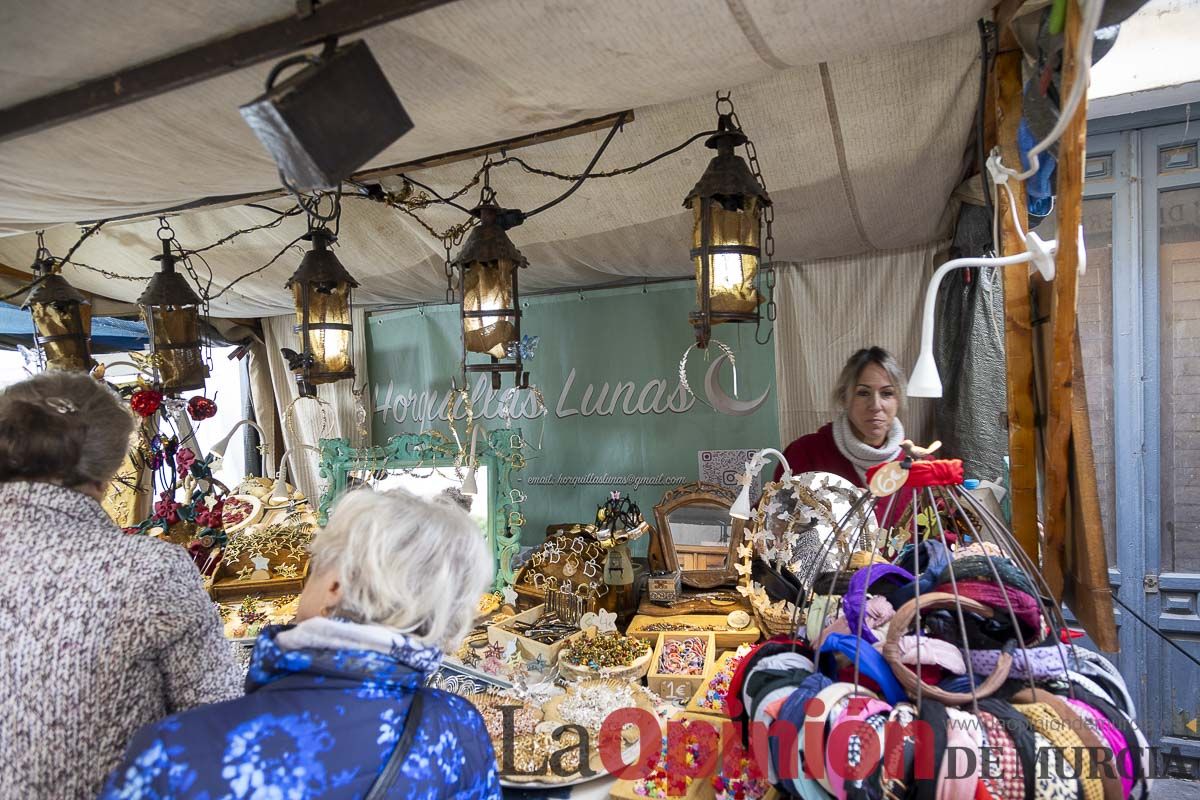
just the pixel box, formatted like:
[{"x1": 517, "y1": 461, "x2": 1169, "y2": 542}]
[{"x1": 1144, "y1": 574, "x2": 1160, "y2": 594}]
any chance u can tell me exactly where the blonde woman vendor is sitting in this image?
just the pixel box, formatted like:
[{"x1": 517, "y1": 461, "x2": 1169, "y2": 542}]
[{"x1": 774, "y1": 346, "x2": 914, "y2": 524}]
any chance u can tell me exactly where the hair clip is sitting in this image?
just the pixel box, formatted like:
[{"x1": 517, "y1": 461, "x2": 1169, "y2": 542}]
[
  {"x1": 510, "y1": 434, "x2": 524, "y2": 450},
  {"x1": 46, "y1": 397, "x2": 77, "y2": 414},
  {"x1": 508, "y1": 511, "x2": 525, "y2": 527},
  {"x1": 509, "y1": 489, "x2": 528, "y2": 504}
]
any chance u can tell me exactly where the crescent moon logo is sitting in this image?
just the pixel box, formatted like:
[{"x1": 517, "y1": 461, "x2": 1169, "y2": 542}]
[{"x1": 704, "y1": 352, "x2": 771, "y2": 416}]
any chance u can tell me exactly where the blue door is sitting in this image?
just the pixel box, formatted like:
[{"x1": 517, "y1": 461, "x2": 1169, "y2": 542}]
[{"x1": 1077, "y1": 120, "x2": 1200, "y2": 774}]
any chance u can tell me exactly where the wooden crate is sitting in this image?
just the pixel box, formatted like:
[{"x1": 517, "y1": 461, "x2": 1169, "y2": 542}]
[
  {"x1": 647, "y1": 632, "x2": 715, "y2": 702},
  {"x1": 610, "y1": 713, "x2": 781, "y2": 800},
  {"x1": 682, "y1": 649, "x2": 745, "y2": 719},
  {"x1": 486, "y1": 604, "x2": 582, "y2": 664},
  {"x1": 626, "y1": 613, "x2": 760, "y2": 650}
]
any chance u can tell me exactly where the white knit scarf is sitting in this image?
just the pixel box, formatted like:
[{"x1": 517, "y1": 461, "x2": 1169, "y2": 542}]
[{"x1": 831, "y1": 412, "x2": 905, "y2": 482}]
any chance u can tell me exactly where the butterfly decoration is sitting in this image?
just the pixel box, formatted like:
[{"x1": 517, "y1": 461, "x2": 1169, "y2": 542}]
[
  {"x1": 737, "y1": 543, "x2": 753, "y2": 560},
  {"x1": 594, "y1": 608, "x2": 618, "y2": 634},
  {"x1": 734, "y1": 561, "x2": 752, "y2": 577},
  {"x1": 505, "y1": 334, "x2": 540, "y2": 361}
]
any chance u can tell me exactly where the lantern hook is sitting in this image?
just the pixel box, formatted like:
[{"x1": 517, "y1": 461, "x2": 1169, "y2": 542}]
[{"x1": 157, "y1": 216, "x2": 175, "y2": 243}]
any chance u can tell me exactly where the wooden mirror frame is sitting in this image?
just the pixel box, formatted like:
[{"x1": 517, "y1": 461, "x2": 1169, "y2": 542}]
[{"x1": 653, "y1": 482, "x2": 744, "y2": 589}]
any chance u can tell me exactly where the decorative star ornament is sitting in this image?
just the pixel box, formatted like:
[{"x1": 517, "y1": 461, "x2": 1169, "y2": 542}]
[
  {"x1": 203, "y1": 495, "x2": 219, "y2": 510},
  {"x1": 501, "y1": 585, "x2": 518, "y2": 606},
  {"x1": 735, "y1": 470, "x2": 754, "y2": 487}
]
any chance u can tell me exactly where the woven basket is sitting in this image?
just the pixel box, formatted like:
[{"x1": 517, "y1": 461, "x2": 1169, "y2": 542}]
[
  {"x1": 752, "y1": 599, "x2": 800, "y2": 638},
  {"x1": 558, "y1": 641, "x2": 653, "y2": 682}
]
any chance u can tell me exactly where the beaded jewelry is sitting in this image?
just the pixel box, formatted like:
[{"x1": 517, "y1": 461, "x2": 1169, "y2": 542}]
[{"x1": 657, "y1": 636, "x2": 707, "y2": 675}]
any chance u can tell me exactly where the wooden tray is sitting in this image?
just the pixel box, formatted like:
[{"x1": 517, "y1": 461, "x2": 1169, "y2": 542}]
[
  {"x1": 210, "y1": 560, "x2": 309, "y2": 601},
  {"x1": 647, "y1": 632, "x2": 715, "y2": 702},
  {"x1": 626, "y1": 613, "x2": 760, "y2": 650},
  {"x1": 487, "y1": 603, "x2": 582, "y2": 664},
  {"x1": 683, "y1": 649, "x2": 747, "y2": 719}
]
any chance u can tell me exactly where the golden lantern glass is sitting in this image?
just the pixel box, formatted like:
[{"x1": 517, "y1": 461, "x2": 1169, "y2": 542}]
[
  {"x1": 451, "y1": 201, "x2": 529, "y2": 389},
  {"x1": 683, "y1": 120, "x2": 771, "y2": 348},
  {"x1": 138, "y1": 240, "x2": 208, "y2": 394},
  {"x1": 23, "y1": 258, "x2": 93, "y2": 371},
  {"x1": 285, "y1": 227, "x2": 358, "y2": 397}
]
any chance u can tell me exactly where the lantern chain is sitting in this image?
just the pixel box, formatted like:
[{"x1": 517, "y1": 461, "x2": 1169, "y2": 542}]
[
  {"x1": 443, "y1": 238, "x2": 455, "y2": 304},
  {"x1": 720, "y1": 91, "x2": 777, "y2": 343}
]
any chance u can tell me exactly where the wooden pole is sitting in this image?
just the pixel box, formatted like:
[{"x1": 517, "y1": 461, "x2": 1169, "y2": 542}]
[
  {"x1": 1041, "y1": 0, "x2": 1089, "y2": 600},
  {"x1": 1069, "y1": 330, "x2": 1119, "y2": 650},
  {"x1": 994, "y1": 26, "x2": 1040, "y2": 562}
]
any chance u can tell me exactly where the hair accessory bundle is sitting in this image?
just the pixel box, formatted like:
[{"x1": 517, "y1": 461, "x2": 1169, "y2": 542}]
[{"x1": 732, "y1": 464, "x2": 1150, "y2": 799}]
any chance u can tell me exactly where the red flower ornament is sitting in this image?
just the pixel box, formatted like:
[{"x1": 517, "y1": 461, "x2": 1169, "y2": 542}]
[
  {"x1": 130, "y1": 389, "x2": 164, "y2": 418},
  {"x1": 187, "y1": 396, "x2": 217, "y2": 421},
  {"x1": 153, "y1": 492, "x2": 181, "y2": 525}
]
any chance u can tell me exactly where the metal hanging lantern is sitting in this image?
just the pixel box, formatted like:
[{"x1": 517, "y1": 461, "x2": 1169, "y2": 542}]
[
  {"x1": 283, "y1": 226, "x2": 358, "y2": 398},
  {"x1": 683, "y1": 105, "x2": 772, "y2": 349},
  {"x1": 23, "y1": 246, "x2": 92, "y2": 372},
  {"x1": 451, "y1": 195, "x2": 529, "y2": 390},
  {"x1": 137, "y1": 237, "x2": 208, "y2": 394}
]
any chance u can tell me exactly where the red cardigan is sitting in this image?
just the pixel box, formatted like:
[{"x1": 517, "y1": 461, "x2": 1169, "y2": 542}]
[{"x1": 773, "y1": 423, "x2": 912, "y2": 525}]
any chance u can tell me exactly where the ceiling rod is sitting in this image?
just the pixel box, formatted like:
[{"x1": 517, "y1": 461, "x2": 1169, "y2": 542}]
[
  {"x1": 0, "y1": 0, "x2": 459, "y2": 144},
  {"x1": 76, "y1": 110, "x2": 635, "y2": 226}
]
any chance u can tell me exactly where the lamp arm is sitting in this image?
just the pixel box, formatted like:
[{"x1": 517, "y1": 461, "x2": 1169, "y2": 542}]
[
  {"x1": 751, "y1": 447, "x2": 791, "y2": 478},
  {"x1": 917, "y1": 252, "x2": 1038, "y2": 363},
  {"x1": 277, "y1": 444, "x2": 322, "y2": 480}
]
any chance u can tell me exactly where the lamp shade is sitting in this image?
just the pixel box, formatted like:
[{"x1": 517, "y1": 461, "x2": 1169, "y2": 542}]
[
  {"x1": 137, "y1": 240, "x2": 207, "y2": 394},
  {"x1": 285, "y1": 227, "x2": 358, "y2": 396},
  {"x1": 23, "y1": 257, "x2": 92, "y2": 371},
  {"x1": 907, "y1": 349, "x2": 943, "y2": 399},
  {"x1": 684, "y1": 119, "x2": 771, "y2": 348}
]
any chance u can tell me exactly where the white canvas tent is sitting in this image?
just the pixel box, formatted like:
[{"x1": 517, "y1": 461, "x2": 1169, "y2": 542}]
[{"x1": 0, "y1": 0, "x2": 990, "y2": 315}]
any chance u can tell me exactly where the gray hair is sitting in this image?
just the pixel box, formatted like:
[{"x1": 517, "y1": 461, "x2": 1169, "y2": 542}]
[
  {"x1": 310, "y1": 487, "x2": 494, "y2": 650},
  {"x1": 831, "y1": 347, "x2": 907, "y2": 411},
  {"x1": 0, "y1": 371, "x2": 134, "y2": 487}
]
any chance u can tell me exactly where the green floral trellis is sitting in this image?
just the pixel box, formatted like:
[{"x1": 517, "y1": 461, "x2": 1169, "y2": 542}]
[{"x1": 317, "y1": 429, "x2": 526, "y2": 590}]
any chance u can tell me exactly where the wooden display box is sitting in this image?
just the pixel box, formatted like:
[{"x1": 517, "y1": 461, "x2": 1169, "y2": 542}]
[
  {"x1": 647, "y1": 632, "x2": 715, "y2": 702},
  {"x1": 487, "y1": 603, "x2": 583, "y2": 664},
  {"x1": 626, "y1": 613, "x2": 760, "y2": 650},
  {"x1": 683, "y1": 649, "x2": 742, "y2": 719}
]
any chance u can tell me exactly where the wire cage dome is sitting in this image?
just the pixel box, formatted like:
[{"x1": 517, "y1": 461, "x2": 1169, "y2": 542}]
[{"x1": 730, "y1": 447, "x2": 1150, "y2": 799}]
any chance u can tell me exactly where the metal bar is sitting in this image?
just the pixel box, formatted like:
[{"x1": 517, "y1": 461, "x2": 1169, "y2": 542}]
[{"x1": 0, "y1": 0, "x2": 459, "y2": 144}]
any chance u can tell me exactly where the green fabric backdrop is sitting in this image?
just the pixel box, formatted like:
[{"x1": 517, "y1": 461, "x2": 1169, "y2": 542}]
[{"x1": 367, "y1": 282, "x2": 779, "y2": 549}]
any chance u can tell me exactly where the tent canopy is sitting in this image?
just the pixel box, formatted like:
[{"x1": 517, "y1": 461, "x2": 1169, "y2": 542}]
[
  {"x1": 0, "y1": 0, "x2": 993, "y2": 316},
  {"x1": 0, "y1": 302, "x2": 147, "y2": 351}
]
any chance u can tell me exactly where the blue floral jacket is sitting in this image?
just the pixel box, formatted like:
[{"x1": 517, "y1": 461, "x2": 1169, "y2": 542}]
[{"x1": 99, "y1": 625, "x2": 501, "y2": 800}]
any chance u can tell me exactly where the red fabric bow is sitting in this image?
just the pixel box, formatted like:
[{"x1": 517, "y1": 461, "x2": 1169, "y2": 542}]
[{"x1": 865, "y1": 458, "x2": 965, "y2": 488}]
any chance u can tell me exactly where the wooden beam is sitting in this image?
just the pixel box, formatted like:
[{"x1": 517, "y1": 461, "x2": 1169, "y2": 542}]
[
  {"x1": 354, "y1": 111, "x2": 635, "y2": 181},
  {"x1": 0, "y1": 0, "x2": 458, "y2": 144},
  {"x1": 1068, "y1": 330, "x2": 1119, "y2": 650},
  {"x1": 994, "y1": 26, "x2": 1040, "y2": 562},
  {"x1": 81, "y1": 110, "x2": 635, "y2": 227},
  {"x1": 1041, "y1": 0, "x2": 1089, "y2": 600}
]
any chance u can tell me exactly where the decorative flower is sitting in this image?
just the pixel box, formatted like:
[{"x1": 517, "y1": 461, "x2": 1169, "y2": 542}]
[
  {"x1": 195, "y1": 498, "x2": 224, "y2": 529},
  {"x1": 187, "y1": 395, "x2": 217, "y2": 421},
  {"x1": 175, "y1": 447, "x2": 196, "y2": 473},
  {"x1": 153, "y1": 492, "x2": 181, "y2": 525},
  {"x1": 130, "y1": 389, "x2": 163, "y2": 418}
]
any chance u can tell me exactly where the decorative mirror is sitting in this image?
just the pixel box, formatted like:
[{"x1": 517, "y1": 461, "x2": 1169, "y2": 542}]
[
  {"x1": 652, "y1": 482, "x2": 744, "y2": 589},
  {"x1": 318, "y1": 429, "x2": 527, "y2": 589}
]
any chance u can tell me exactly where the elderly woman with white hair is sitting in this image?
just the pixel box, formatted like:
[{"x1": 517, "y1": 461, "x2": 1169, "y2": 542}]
[
  {"x1": 100, "y1": 488, "x2": 501, "y2": 800},
  {"x1": 774, "y1": 346, "x2": 915, "y2": 524}
]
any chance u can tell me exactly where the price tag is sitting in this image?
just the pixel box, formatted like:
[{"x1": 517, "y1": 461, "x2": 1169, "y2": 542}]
[{"x1": 869, "y1": 462, "x2": 909, "y2": 498}]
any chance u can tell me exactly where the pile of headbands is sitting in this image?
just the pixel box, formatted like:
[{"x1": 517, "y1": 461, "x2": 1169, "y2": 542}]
[{"x1": 725, "y1": 540, "x2": 1152, "y2": 799}]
